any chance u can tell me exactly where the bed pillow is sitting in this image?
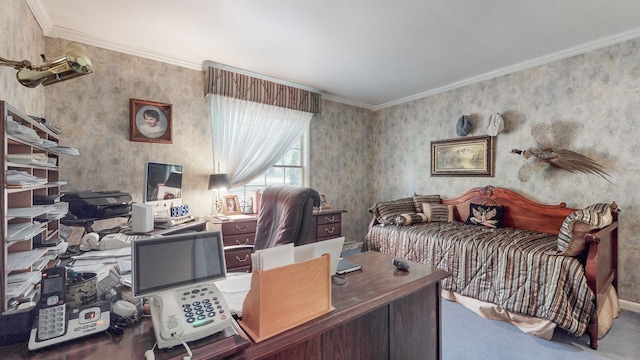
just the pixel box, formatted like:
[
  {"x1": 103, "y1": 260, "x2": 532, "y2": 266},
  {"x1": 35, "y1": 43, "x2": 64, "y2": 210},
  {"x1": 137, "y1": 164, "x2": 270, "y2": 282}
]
[
  {"x1": 395, "y1": 213, "x2": 428, "y2": 226},
  {"x1": 422, "y1": 203, "x2": 454, "y2": 222},
  {"x1": 465, "y1": 203, "x2": 504, "y2": 228},
  {"x1": 371, "y1": 197, "x2": 416, "y2": 225},
  {"x1": 413, "y1": 194, "x2": 441, "y2": 213},
  {"x1": 557, "y1": 203, "x2": 614, "y2": 255}
]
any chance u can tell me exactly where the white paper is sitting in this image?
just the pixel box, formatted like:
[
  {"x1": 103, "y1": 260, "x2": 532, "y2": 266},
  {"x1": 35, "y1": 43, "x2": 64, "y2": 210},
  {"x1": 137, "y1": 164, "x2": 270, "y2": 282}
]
[
  {"x1": 214, "y1": 273, "x2": 253, "y2": 315},
  {"x1": 7, "y1": 249, "x2": 47, "y2": 271},
  {"x1": 253, "y1": 243, "x2": 294, "y2": 271}
]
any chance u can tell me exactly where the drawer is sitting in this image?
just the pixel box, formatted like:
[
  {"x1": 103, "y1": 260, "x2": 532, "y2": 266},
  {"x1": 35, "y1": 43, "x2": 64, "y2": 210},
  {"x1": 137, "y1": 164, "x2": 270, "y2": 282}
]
[
  {"x1": 223, "y1": 233, "x2": 255, "y2": 247},
  {"x1": 316, "y1": 213, "x2": 341, "y2": 225},
  {"x1": 316, "y1": 223, "x2": 341, "y2": 239},
  {"x1": 221, "y1": 219, "x2": 257, "y2": 236},
  {"x1": 225, "y1": 247, "x2": 252, "y2": 270}
]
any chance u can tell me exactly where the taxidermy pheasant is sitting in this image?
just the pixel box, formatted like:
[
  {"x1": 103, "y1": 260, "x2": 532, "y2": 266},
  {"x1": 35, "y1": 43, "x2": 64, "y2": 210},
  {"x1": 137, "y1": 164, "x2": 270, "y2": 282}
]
[{"x1": 511, "y1": 122, "x2": 610, "y2": 182}]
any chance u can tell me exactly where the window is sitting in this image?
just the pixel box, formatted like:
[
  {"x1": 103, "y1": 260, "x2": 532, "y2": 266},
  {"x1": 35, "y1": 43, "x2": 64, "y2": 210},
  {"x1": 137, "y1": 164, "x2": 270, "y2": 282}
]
[{"x1": 229, "y1": 133, "x2": 307, "y2": 205}]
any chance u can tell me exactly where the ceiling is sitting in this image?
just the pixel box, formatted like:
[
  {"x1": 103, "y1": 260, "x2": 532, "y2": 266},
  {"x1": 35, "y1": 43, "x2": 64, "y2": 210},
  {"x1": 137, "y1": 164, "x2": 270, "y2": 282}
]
[{"x1": 27, "y1": 0, "x2": 640, "y2": 110}]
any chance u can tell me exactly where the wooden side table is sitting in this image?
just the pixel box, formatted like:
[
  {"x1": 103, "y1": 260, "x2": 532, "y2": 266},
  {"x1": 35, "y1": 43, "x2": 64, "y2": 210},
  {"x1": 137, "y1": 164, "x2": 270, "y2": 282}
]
[
  {"x1": 208, "y1": 216, "x2": 257, "y2": 273},
  {"x1": 312, "y1": 209, "x2": 347, "y2": 242}
]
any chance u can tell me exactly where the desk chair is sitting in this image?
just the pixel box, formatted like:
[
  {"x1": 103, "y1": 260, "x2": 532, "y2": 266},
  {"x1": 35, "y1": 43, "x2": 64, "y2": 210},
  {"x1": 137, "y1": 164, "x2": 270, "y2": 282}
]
[{"x1": 253, "y1": 186, "x2": 321, "y2": 250}]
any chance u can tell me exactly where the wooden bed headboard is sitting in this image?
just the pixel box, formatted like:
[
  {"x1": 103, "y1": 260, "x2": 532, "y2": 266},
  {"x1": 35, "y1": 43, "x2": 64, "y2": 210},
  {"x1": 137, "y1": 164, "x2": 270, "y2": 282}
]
[{"x1": 441, "y1": 185, "x2": 577, "y2": 235}]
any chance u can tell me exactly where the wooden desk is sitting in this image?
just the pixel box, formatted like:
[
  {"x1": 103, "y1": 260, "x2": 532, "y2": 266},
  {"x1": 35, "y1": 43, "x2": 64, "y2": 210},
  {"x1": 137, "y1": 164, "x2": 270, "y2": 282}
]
[
  {"x1": 1, "y1": 251, "x2": 448, "y2": 360},
  {"x1": 232, "y1": 251, "x2": 449, "y2": 360}
]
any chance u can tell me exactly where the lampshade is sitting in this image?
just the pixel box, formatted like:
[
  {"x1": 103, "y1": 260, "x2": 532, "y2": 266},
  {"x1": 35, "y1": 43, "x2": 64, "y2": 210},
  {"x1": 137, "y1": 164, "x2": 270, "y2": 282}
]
[{"x1": 208, "y1": 174, "x2": 230, "y2": 190}]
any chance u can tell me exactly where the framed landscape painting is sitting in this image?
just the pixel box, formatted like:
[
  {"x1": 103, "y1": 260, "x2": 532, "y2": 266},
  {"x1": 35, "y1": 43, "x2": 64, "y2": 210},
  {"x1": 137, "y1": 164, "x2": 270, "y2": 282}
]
[{"x1": 431, "y1": 135, "x2": 494, "y2": 176}]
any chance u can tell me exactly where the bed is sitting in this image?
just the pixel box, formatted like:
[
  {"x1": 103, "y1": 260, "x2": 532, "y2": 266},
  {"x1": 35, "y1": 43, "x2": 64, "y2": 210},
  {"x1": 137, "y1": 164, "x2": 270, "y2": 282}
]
[{"x1": 364, "y1": 185, "x2": 619, "y2": 350}]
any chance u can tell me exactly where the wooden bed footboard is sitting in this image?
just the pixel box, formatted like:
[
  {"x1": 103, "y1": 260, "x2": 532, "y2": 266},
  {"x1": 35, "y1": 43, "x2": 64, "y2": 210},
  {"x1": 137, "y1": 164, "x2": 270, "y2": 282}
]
[
  {"x1": 366, "y1": 185, "x2": 619, "y2": 350},
  {"x1": 585, "y1": 220, "x2": 619, "y2": 350}
]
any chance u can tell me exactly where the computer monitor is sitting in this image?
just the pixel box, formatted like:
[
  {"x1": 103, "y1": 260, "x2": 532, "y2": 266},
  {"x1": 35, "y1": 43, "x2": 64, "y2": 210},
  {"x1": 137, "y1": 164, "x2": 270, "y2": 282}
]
[
  {"x1": 143, "y1": 161, "x2": 183, "y2": 216},
  {"x1": 131, "y1": 231, "x2": 227, "y2": 298}
]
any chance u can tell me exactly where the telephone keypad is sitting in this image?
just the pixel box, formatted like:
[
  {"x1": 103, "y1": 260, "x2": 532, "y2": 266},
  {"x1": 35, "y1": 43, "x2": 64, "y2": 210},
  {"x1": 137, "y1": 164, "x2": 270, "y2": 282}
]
[
  {"x1": 178, "y1": 286, "x2": 228, "y2": 328},
  {"x1": 37, "y1": 305, "x2": 66, "y2": 340}
]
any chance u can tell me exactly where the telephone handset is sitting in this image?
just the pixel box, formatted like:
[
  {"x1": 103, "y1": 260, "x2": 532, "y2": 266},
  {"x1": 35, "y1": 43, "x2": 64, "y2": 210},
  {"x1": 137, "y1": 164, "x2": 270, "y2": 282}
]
[
  {"x1": 149, "y1": 283, "x2": 233, "y2": 349},
  {"x1": 28, "y1": 267, "x2": 111, "y2": 350},
  {"x1": 36, "y1": 267, "x2": 67, "y2": 340},
  {"x1": 152, "y1": 293, "x2": 185, "y2": 340}
]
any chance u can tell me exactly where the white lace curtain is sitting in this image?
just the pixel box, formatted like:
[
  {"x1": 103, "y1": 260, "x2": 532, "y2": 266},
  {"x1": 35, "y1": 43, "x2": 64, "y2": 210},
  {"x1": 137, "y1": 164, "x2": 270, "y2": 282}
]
[{"x1": 210, "y1": 94, "x2": 312, "y2": 187}]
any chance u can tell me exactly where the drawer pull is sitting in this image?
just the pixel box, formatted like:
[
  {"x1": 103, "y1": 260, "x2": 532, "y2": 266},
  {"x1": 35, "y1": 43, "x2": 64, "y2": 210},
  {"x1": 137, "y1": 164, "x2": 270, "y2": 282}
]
[
  {"x1": 235, "y1": 254, "x2": 250, "y2": 262},
  {"x1": 235, "y1": 225, "x2": 250, "y2": 232},
  {"x1": 235, "y1": 238, "x2": 250, "y2": 245},
  {"x1": 324, "y1": 227, "x2": 335, "y2": 234},
  {"x1": 325, "y1": 216, "x2": 335, "y2": 222}
]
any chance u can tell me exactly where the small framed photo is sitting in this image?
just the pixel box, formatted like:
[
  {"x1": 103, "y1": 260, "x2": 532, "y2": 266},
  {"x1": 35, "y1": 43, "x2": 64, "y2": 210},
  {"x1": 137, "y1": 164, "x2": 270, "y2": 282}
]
[
  {"x1": 319, "y1": 194, "x2": 330, "y2": 210},
  {"x1": 130, "y1": 98, "x2": 172, "y2": 144},
  {"x1": 223, "y1": 195, "x2": 242, "y2": 215}
]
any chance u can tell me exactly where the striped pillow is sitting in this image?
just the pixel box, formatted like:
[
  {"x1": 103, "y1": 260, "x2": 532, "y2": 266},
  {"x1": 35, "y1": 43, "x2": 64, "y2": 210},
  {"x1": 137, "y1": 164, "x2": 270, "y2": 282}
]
[
  {"x1": 372, "y1": 197, "x2": 416, "y2": 225},
  {"x1": 557, "y1": 203, "x2": 614, "y2": 254},
  {"x1": 423, "y1": 203, "x2": 454, "y2": 222},
  {"x1": 413, "y1": 194, "x2": 441, "y2": 213},
  {"x1": 395, "y1": 213, "x2": 428, "y2": 226}
]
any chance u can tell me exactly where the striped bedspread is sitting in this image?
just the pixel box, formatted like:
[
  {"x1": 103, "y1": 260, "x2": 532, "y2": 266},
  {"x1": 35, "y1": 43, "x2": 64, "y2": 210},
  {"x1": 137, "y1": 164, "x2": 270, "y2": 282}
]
[{"x1": 365, "y1": 221, "x2": 595, "y2": 337}]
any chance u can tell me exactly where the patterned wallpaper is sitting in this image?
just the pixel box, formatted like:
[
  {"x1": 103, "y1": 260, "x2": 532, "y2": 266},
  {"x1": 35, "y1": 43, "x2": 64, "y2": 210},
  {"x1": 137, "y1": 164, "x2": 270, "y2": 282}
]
[
  {"x1": 371, "y1": 39, "x2": 640, "y2": 303},
  {"x1": 0, "y1": 0, "x2": 44, "y2": 114},
  {"x1": 2, "y1": 0, "x2": 638, "y2": 303}
]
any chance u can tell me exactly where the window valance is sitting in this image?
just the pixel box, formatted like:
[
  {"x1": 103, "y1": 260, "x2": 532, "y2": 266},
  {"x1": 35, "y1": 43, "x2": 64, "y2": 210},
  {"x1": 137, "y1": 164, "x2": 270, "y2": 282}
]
[{"x1": 205, "y1": 66, "x2": 320, "y2": 114}]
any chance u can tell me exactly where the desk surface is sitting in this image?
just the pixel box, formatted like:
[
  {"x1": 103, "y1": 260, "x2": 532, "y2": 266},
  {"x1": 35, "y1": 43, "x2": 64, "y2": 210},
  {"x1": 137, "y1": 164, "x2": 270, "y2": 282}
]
[{"x1": 1, "y1": 251, "x2": 448, "y2": 360}]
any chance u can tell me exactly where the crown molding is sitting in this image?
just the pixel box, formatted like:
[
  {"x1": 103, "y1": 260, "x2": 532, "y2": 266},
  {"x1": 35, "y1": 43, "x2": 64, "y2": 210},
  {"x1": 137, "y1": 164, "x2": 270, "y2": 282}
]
[
  {"x1": 27, "y1": 0, "x2": 640, "y2": 112},
  {"x1": 372, "y1": 26, "x2": 640, "y2": 111}
]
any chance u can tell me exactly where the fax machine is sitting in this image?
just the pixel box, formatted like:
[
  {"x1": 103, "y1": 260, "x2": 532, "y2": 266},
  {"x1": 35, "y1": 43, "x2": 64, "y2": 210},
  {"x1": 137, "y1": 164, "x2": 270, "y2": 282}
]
[{"x1": 62, "y1": 191, "x2": 132, "y2": 220}]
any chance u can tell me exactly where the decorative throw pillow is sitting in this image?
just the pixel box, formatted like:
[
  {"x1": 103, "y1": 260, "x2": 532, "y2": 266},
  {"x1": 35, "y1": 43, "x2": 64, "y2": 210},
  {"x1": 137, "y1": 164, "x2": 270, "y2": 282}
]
[
  {"x1": 413, "y1": 194, "x2": 441, "y2": 213},
  {"x1": 395, "y1": 213, "x2": 428, "y2": 226},
  {"x1": 465, "y1": 203, "x2": 504, "y2": 228},
  {"x1": 372, "y1": 197, "x2": 416, "y2": 225},
  {"x1": 557, "y1": 203, "x2": 614, "y2": 255},
  {"x1": 422, "y1": 203, "x2": 454, "y2": 222}
]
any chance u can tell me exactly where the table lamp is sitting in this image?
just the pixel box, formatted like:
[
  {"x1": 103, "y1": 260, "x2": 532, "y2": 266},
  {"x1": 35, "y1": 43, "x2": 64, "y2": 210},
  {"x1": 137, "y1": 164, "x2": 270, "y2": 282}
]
[{"x1": 208, "y1": 173, "x2": 230, "y2": 215}]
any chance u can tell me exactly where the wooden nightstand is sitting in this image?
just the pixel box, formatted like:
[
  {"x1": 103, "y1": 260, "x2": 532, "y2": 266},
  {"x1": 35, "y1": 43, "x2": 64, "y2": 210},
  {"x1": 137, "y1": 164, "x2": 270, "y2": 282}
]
[{"x1": 311, "y1": 209, "x2": 347, "y2": 242}]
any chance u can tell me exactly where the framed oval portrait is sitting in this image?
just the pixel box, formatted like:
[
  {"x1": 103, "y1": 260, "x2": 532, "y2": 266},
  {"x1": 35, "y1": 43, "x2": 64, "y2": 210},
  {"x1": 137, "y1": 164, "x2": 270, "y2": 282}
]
[{"x1": 130, "y1": 98, "x2": 172, "y2": 143}]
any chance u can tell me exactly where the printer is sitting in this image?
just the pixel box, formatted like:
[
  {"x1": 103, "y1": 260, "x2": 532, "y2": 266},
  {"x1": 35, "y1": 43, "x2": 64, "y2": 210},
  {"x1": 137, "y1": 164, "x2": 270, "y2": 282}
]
[{"x1": 62, "y1": 190, "x2": 132, "y2": 220}]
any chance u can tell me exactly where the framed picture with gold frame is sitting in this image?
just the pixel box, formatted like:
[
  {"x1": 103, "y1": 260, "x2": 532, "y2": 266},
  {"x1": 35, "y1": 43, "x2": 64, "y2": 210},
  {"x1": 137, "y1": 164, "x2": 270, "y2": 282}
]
[
  {"x1": 431, "y1": 135, "x2": 495, "y2": 176},
  {"x1": 319, "y1": 194, "x2": 330, "y2": 210},
  {"x1": 130, "y1": 98, "x2": 172, "y2": 144},
  {"x1": 223, "y1": 195, "x2": 242, "y2": 215}
]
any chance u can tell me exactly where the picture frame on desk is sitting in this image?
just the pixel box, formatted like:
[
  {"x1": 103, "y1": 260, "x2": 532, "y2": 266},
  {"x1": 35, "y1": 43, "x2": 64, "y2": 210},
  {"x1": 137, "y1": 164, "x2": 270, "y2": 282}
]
[
  {"x1": 319, "y1": 194, "x2": 330, "y2": 210},
  {"x1": 129, "y1": 98, "x2": 172, "y2": 144},
  {"x1": 223, "y1": 195, "x2": 242, "y2": 215}
]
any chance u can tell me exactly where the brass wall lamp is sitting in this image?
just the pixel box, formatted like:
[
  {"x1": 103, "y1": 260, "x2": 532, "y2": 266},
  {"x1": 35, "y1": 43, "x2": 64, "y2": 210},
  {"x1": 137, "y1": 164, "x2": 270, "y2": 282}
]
[{"x1": 0, "y1": 45, "x2": 93, "y2": 88}]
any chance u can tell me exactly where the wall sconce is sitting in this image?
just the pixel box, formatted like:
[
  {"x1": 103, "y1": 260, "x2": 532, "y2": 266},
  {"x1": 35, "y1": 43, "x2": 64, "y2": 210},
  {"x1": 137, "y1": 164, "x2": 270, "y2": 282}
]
[
  {"x1": 208, "y1": 173, "x2": 230, "y2": 215},
  {"x1": 0, "y1": 45, "x2": 93, "y2": 88}
]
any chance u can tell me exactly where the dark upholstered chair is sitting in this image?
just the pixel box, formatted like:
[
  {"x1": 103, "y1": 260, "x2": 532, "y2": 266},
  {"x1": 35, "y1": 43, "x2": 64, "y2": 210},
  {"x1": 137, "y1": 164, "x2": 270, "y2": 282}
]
[{"x1": 253, "y1": 185, "x2": 321, "y2": 250}]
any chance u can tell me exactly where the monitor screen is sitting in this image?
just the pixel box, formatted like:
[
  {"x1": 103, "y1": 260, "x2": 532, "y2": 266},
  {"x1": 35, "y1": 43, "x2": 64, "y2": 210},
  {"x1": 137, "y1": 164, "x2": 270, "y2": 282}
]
[
  {"x1": 131, "y1": 231, "x2": 227, "y2": 298},
  {"x1": 144, "y1": 161, "x2": 183, "y2": 216},
  {"x1": 144, "y1": 161, "x2": 183, "y2": 202}
]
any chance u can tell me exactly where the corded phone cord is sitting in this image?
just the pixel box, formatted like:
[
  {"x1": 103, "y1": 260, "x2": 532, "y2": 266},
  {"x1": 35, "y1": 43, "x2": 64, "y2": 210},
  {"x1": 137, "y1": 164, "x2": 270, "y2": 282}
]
[{"x1": 174, "y1": 333, "x2": 193, "y2": 360}]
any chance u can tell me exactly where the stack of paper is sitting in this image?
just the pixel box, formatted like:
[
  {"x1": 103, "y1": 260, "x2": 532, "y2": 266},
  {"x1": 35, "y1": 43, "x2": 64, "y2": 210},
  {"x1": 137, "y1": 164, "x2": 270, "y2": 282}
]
[
  {"x1": 251, "y1": 243, "x2": 294, "y2": 272},
  {"x1": 69, "y1": 247, "x2": 132, "y2": 279},
  {"x1": 6, "y1": 153, "x2": 56, "y2": 167},
  {"x1": 7, "y1": 222, "x2": 46, "y2": 242},
  {"x1": 5, "y1": 169, "x2": 48, "y2": 187},
  {"x1": 7, "y1": 249, "x2": 48, "y2": 271},
  {"x1": 214, "y1": 273, "x2": 253, "y2": 316},
  {"x1": 6, "y1": 271, "x2": 41, "y2": 303}
]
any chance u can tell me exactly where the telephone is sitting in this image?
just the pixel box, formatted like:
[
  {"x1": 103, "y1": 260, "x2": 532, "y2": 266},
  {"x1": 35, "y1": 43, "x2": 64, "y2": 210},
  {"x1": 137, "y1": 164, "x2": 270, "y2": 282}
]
[
  {"x1": 28, "y1": 267, "x2": 111, "y2": 350},
  {"x1": 149, "y1": 283, "x2": 232, "y2": 349},
  {"x1": 80, "y1": 232, "x2": 150, "y2": 251}
]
